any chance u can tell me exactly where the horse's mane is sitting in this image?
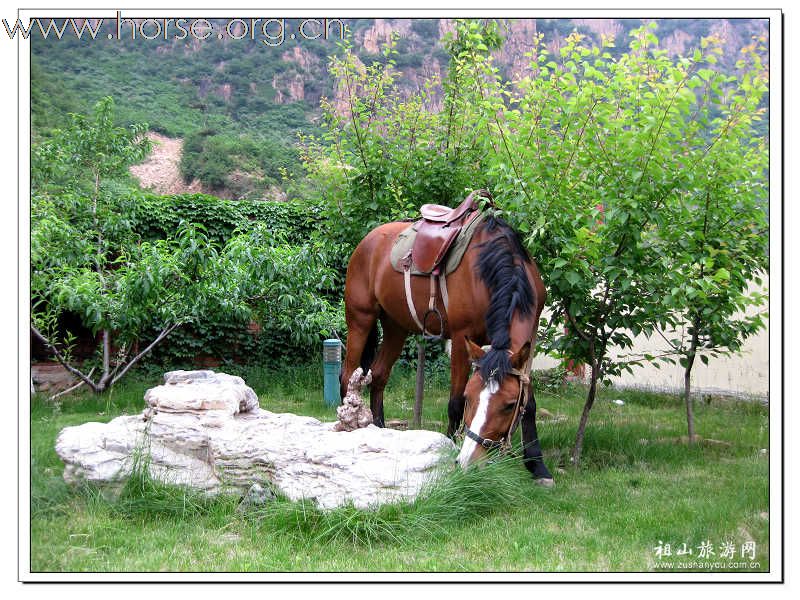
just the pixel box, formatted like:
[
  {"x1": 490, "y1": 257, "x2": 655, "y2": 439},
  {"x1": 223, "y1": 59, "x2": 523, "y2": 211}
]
[{"x1": 474, "y1": 214, "x2": 535, "y2": 384}]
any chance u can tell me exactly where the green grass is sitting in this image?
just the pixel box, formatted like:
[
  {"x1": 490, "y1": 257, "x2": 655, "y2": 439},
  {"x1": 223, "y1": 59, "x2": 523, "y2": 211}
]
[{"x1": 29, "y1": 363, "x2": 770, "y2": 573}]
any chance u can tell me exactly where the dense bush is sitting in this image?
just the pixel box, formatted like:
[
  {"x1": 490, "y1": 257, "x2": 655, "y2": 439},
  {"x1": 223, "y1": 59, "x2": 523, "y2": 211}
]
[
  {"x1": 180, "y1": 129, "x2": 303, "y2": 197},
  {"x1": 132, "y1": 192, "x2": 323, "y2": 247},
  {"x1": 126, "y1": 191, "x2": 343, "y2": 367}
]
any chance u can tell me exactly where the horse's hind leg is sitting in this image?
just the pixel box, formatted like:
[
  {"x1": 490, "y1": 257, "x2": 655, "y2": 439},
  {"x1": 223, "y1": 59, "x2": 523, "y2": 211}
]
[
  {"x1": 341, "y1": 306, "x2": 379, "y2": 400},
  {"x1": 367, "y1": 315, "x2": 408, "y2": 428},
  {"x1": 521, "y1": 388, "x2": 554, "y2": 485}
]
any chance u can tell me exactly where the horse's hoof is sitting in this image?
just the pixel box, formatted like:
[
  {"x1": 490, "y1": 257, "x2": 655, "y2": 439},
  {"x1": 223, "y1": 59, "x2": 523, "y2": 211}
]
[{"x1": 534, "y1": 477, "x2": 555, "y2": 488}]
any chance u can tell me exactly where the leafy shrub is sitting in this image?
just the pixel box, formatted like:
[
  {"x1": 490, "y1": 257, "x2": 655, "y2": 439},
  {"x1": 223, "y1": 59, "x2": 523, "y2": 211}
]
[
  {"x1": 131, "y1": 192, "x2": 323, "y2": 248},
  {"x1": 126, "y1": 193, "x2": 344, "y2": 366},
  {"x1": 180, "y1": 130, "x2": 303, "y2": 197}
]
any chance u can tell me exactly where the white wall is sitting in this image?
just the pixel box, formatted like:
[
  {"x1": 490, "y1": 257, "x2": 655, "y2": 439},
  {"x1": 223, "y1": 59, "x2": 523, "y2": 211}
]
[{"x1": 533, "y1": 278, "x2": 769, "y2": 399}]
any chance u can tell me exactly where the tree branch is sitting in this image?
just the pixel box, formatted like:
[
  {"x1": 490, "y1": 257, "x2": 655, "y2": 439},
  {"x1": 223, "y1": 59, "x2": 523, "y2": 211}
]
[
  {"x1": 109, "y1": 322, "x2": 181, "y2": 387},
  {"x1": 560, "y1": 98, "x2": 599, "y2": 187},
  {"x1": 565, "y1": 307, "x2": 593, "y2": 344},
  {"x1": 30, "y1": 325, "x2": 99, "y2": 392},
  {"x1": 633, "y1": 66, "x2": 694, "y2": 197},
  {"x1": 49, "y1": 367, "x2": 95, "y2": 401},
  {"x1": 654, "y1": 326, "x2": 682, "y2": 352}
]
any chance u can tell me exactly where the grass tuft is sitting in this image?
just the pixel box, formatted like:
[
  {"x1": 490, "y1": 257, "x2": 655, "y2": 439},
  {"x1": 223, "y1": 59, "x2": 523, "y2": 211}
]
[
  {"x1": 58, "y1": 441, "x2": 529, "y2": 547},
  {"x1": 106, "y1": 446, "x2": 236, "y2": 521},
  {"x1": 244, "y1": 452, "x2": 534, "y2": 546}
]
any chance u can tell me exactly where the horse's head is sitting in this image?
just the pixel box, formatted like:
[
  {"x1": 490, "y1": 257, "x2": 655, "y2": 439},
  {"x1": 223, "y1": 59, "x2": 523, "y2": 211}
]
[{"x1": 457, "y1": 338, "x2": 531, "y2": 468}]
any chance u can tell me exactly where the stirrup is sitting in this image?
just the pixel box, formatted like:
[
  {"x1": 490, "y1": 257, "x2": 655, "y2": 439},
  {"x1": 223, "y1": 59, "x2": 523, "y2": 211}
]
[{"x1": 422, "y1": 307, "x2": 444, "y2": 342}]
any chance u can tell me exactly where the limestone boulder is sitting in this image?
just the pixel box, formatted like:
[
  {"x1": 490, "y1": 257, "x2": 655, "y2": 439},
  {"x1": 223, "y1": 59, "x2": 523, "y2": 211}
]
[{"x1": 55, "y1": 370, "x2": 455, "y2": 509}]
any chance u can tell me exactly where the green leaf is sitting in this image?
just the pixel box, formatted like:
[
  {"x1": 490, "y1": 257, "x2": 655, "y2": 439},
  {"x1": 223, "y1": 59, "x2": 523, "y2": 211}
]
[{"x1": 713, "y1": 268, "x2": 730, "y2": 282}]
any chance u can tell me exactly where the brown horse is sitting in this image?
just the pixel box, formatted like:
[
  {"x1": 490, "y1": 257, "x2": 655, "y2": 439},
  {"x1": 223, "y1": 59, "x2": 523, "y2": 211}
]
[{"x1": 340, "y1": 200, "x2": 553, "y2": 483}]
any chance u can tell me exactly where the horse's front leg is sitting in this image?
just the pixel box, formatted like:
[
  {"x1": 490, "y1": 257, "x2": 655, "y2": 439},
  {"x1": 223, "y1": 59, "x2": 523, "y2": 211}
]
[
  {"x1": 446, "y1": 333, "x2": 471, "y2": 438},
  {"x1": 521, "y1": 387, "x2": 554, "y2": 485}
]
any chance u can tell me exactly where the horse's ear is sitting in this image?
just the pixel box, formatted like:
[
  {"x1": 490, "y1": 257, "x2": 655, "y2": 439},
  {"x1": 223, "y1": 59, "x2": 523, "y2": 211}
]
[
  {"x1": 464, "y1": 337, "x2": 486, "y2": 362},
  {"x1": 511, "y1": 342, "x2": 531, "y2": 370}
]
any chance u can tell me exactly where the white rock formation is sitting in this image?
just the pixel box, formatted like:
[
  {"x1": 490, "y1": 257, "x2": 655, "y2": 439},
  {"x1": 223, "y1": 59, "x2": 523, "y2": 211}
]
[
  {"x1": 56, "y1": 370, "x2": 455, "y2": 509},
  {"x1": 333, "y1": 367, "x2": 373, "y2": 432}
]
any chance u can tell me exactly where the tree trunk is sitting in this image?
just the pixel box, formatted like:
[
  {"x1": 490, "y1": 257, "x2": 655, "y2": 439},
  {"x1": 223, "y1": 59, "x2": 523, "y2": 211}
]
[
  {"x1": 92, "y1": 329, "x2": 112, "y2": 392},
  {"x1": 684, "y1": 362, "x2": 695, "y2": 442},
  {"x1": 571, "y1": 359, "x2": 599, "y2": 466},
  {"x1": 413, "y1": 341, "x2": 425, "y2": 429},
  {"x1": 684, "y1": 317, "x2": 700, "y2": 443}
]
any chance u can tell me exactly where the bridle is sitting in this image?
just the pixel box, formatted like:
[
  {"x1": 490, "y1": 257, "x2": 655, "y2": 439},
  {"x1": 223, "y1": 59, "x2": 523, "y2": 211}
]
[{"x1": 463, "y1": 348, "x2": 532, "y2": 452}]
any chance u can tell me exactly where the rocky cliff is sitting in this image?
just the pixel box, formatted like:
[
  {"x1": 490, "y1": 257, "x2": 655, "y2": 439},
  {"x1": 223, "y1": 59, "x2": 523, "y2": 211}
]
[{"x1": 266, "y1": 18, "x2": 767, "y2": 117}]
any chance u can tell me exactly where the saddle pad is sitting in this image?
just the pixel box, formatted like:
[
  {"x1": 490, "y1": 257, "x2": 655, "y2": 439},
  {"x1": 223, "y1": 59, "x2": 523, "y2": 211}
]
[{"x1": 390, "y1": 213, "x2": 486, "y2": 276}]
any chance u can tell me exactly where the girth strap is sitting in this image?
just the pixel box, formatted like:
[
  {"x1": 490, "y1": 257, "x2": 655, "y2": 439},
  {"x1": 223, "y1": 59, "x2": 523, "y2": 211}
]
[
  {"x1": 403, "y1": 263, "x2": 449, "y2": 335},
  {"x1": 404, "y1": 266, "x2": 426, "y2": 332},
  {"x1": 439, "y1": 272, "x2": 449, "y2": 312}
]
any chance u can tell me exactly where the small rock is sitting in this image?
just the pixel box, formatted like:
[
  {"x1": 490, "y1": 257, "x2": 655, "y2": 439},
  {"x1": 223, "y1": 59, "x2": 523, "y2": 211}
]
[
  {"x1": 146, "y1": 369, "x2": 259, "y2": 416},
  {"x1": 237, "y1": 483, "x2": 276, "y2": 511},
  {"x1": 701, "y1": 437, "x2": 733, "y2": 448},
  {"x1": 612, "y1": 399, "x2": 625, "y2": 406}
]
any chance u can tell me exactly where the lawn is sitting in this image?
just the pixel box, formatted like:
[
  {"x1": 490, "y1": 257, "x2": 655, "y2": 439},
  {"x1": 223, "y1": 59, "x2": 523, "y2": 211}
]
[{"x1": 29, "y1": 361, "x2": 770, "y2": 573}]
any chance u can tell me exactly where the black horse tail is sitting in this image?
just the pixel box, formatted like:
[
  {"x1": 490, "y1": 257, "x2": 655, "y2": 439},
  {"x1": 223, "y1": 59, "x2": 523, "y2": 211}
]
[{"x1": 360, "y1": 322, "x2": 380, "y2": 373}]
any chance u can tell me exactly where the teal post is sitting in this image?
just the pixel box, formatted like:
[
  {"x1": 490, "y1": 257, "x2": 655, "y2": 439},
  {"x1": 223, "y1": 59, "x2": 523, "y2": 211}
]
[{"x1": 323, "y1": 339, "x2": 342, "y2": 408}]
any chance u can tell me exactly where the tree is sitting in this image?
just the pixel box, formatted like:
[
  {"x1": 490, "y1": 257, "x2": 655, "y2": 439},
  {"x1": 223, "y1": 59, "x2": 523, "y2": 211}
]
[
  {"x1": 32, "y1": 99, "x2": 206, "y2": 392},
  {"x1": 30, "y1": 97, "x2": 226, "y2": 392},
  {"x1": 34, "y1": 97, "x2": 149, "y2": 392},
  {"x1": 654, "y1": 38, "x2": 769, "y2": 439},
  {"x1": 303, "y1": 35, "x2": 486, "y2": 250},
  {"x1": 448, "y1": 21, "x2": 769, "y2": 463},
  {"x1": 32, "y1": 98, "x2": 345, "y2": 393},
  {"x1": 658, "y1": 176, "x2": 768, "y2": 440}
]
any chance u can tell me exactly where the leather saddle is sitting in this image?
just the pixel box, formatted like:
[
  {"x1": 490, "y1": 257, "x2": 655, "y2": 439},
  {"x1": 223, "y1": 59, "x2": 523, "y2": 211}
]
[{"x1": 411, "y1": 190, "x2": 491, "y2": 274}]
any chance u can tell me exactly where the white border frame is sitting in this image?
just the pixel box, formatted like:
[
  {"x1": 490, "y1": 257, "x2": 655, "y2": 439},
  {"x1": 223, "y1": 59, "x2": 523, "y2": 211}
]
[{"x1": 11, "y1": 3, "x2": 784, "y2": 584}]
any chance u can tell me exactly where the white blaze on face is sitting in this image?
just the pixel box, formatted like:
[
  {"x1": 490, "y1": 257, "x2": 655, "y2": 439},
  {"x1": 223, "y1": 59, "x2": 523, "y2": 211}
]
[{"x1": 457, "y1": 379, "x2": 498, "y2": 468}]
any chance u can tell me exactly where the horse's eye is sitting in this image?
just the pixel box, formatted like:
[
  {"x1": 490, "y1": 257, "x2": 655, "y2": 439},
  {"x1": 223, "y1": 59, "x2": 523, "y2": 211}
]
[{"x1": 502, "y1": 402, "x2": 516, "y2": 412}]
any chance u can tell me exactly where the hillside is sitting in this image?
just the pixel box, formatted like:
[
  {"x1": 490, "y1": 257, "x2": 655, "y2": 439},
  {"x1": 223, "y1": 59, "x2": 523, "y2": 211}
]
[
  {"x1": 128, "y1": 133, "x2": 207, "y2": 195},
  {"x1": 31, "y1": 17, "x2": 768, "y2": 200}
]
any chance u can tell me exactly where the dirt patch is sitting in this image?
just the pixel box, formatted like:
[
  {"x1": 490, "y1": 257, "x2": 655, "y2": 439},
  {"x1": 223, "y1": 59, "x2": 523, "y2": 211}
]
[
  {"x1": 129, "y1": 132, "x2": 208, "y2": 195},
  {"x1": 31, "y1": 363, "x2": 77, "y2": 395}
]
